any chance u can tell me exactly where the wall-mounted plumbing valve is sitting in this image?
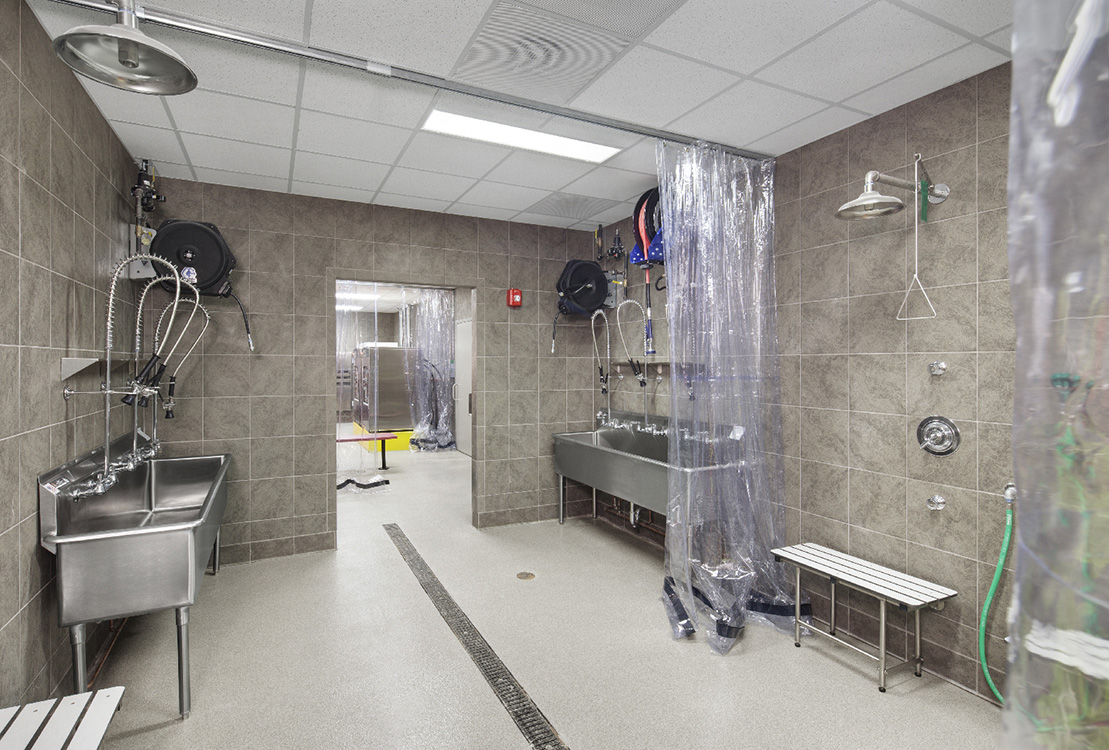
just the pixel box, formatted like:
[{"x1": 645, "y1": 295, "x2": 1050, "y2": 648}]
[
  {"x1": 929, "y1": 361, "x2": 947, "y2": 376},
  {"x1": 927, "y1": 494, "x2": 946, "y2": 510},
  {"x1": 917, "y1": 415, "x2": 960, "y2": 455}
]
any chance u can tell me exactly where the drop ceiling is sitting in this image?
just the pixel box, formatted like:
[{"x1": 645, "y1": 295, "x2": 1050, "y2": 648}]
[{"x1": 27, "y1": 0, "x2": 1011, "y2": 230}]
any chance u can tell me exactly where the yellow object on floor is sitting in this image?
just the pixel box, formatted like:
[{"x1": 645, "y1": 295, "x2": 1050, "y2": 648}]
[{"x1": 353, "y1": 423, "x2": 412, "y2": 452}]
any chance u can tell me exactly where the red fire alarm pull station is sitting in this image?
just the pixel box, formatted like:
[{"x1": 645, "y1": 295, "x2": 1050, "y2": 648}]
[{"x1": 507, "y1": 288, "x2": 522, "y2": 307}]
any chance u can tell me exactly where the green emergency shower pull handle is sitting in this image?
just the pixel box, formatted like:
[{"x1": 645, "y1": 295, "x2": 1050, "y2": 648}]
[{"x1": 920, "y1": 179, "x2": 930, "y2": 222}]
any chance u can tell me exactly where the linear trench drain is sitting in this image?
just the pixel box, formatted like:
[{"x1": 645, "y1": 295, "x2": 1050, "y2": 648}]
[{"x1": 383, "y1": 524, "x2": 569, "y2": 750}]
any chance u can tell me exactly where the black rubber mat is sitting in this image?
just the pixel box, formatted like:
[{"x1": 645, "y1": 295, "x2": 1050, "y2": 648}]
[{"x1": 383, "y1": 523, "x2": 569, "y2": 750}]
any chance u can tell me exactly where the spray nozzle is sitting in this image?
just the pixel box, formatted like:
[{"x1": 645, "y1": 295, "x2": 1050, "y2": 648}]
[{"x1": 598, "y1": 366, "x2": 608, "y2": 395}]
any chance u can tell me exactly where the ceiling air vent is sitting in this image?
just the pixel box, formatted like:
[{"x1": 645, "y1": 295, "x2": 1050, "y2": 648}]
[
  {"x1": 527, "y1": 192, "x2": 620, "y2": 220},
  {"x1": 453, "y1": 2, "x2": 628, "y2": 104},
  {"x1": 519, "y1": 0, "x2": 685, "y2": 39}
]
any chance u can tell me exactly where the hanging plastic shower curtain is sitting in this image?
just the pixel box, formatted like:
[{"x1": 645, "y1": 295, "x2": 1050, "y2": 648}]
[
  {"x1": 657, "y1": 141, "x2": 799, "y2": 654},
  {"x1": 335, "y1": 282, "x2": 388, "y2": 492},
  {"x1": 407, "y1": 288, "x2": 456, "y2": 451},
  {"x1": 1006, "y1": 1, "x2": 1109, "y2": 744}
]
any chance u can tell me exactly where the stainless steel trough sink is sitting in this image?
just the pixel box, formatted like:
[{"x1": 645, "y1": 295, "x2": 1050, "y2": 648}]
[
  {"x1": 554, "y1": 428, "x2": 670, "y2": 520},
  {"x1": 38, "y1": 434, "x2": 230, "y2": 717}
]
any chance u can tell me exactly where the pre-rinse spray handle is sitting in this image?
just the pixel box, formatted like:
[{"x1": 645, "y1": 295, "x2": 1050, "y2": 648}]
[
  {"x1": 165, "y1": 376, "x2": 176, "y2": 419},
  {"x1": 139, "y1": 364, "x2": 167, "y2": 408}
]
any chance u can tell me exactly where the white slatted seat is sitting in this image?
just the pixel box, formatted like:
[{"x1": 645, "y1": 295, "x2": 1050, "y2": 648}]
[
  {"x1": 772, "y1": 543, "x2": 957, "y2": 692},
  {"x1": 0, "y1": 688, "x2": 123, "y2": 750}
]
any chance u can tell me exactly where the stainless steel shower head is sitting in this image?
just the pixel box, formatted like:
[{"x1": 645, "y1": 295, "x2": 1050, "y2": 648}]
[
  {"x1": 835, "y1": 166, "x2": 950, "y2": 221},
  {"x1": 835, "y1": 187, "x2": 905, "y2": 219},
  {"x1": 53, "y1": 0, "x2": 197, "y2": 95}
]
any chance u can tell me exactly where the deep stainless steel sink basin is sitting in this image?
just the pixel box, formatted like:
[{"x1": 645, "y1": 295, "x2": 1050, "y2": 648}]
[
  {"x1": 554, "y1": 428, "x2": 671, "y2": 517},
  {"x1": 38, "y1": 434, "x2": 230, "y2": 717}
]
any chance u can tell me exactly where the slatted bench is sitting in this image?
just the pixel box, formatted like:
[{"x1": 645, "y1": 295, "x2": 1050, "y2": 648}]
[
  {"x1": 772, "y1": 543, "x2": 957, "y2": 692},
  {"x1": 0, "y1": 687, "x2": 124, "y2": 750}
]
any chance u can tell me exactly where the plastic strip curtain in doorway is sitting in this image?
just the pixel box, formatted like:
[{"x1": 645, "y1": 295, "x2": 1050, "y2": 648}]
[
  {"x1": 336, "y1": 281, "x2": 389, "y2": 493},
  {"x1": 657, "y1": 141, "x2": 801, "y2": 654},
  {"x1": 406, "y1": 288, "x2": 456, "y2": 451}
]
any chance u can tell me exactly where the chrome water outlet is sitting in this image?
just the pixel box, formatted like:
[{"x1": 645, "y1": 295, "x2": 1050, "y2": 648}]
[
  {"x1": 917, "y1": 415, "x2": 960, "y2": 455},
  {"x1": 929, "y1": 360, "x2": 947, "y2": 376},
  {"x1": 927, "y1": 494, "x2": 946, "y2": 511}
]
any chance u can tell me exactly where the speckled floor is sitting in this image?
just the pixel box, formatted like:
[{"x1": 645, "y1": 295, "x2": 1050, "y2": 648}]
[{"x1": 96, "y1": 449, "x2": 1001, "y2": 749}]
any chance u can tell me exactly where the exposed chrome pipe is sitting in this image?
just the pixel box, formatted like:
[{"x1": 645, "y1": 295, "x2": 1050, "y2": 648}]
[{"x1": 45, "y1": 0, "x2": 768, "y2": 160}]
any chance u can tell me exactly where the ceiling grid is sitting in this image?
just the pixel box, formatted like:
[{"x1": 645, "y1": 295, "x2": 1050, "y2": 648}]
[{"x1": 28, "y1": 0, "x2": 1012, "y2": 229}]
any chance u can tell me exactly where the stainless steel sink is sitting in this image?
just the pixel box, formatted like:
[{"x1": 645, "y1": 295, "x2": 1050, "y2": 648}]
[
  {"x1": 38, "y1": 434, "x2": 230, "y2": 718},
  {"x1": 554, "y1": 428, "x2": 671, "y2": 519}
]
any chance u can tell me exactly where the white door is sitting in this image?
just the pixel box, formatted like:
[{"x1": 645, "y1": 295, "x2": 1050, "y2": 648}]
[{"x1": 454, "y1": 319, "x2": 473, "y2": 456}]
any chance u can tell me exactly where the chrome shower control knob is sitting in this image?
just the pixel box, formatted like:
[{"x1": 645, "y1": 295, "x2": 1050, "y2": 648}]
[
  {"x1": 917, "y1": 416, "x2": 960, "y2": 455},
  {"x1": 927, "y1": 495, "x2": 946, "y2": 511},
  {"x1": 929, "y1": 360, "x2": 947, "y2": 376}
]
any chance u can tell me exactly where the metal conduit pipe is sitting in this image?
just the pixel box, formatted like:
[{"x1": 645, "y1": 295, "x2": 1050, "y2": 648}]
[{"x1": 45, "y1": 0, "x2": 768, "y2": 160}]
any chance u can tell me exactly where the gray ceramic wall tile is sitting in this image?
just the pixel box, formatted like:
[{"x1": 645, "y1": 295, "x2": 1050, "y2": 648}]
[
  {"x1": 849, "y1": 469, "x2": 906, "y2": 537},
  {"x1": 907, "y1": 77, "x2": 977, "y2": 157},
  {"x1": 849, "y1": 229, "x2": 906, "y2": 296},
  {"x1": 849, "y1": 353, "x2": 906, "y2": 415},
  {"x1": 800, "y1": 298, "x2": 848, "y2": 355},
  {"x1": 977, "y1": 352, "x2": 1014, "y2": 424},
  {"x1": 800, "y1": 130, "x2": 849, "y2": 198},
  {"x1": 976, "y1": 208, "x2": 1008, "y2": 282},
  {"x1": 978, "y1": 280, "x2": 1015, "y2": 351},
  {"x1": 977, "y1": 421, "x2": 1014, "y2": 493},
  {"x1": 915, "y1": 214, "x2": 977, "y2": 288},
  {"x1": 906, "y1": 480, "x2": 978, "y2": 558},
  {"x1": 775, "y1": 200, "x2": 799, "y2": 255},
  {"x1": 801, "y1": 243, "x2": 848, "y2": 302},
  {"x1": 800, "y1": 186, "x2": 851, "y2": 249},
  {"x1": 848, "y1": 293, "x2": 905, "y2": 354},
  {"x1": 774, "y1": 251, "x2": 800, "y2": 305},
  {"x1": 799, "y1": 408, "x2": 848, "y2": 466},
  {"x1": 849, "y1": 105, "x2": 906, "y2": 177},
  {"x1": 978, "y1": 135, "x2": 1009, "y2": 212},
  {"x1": 800, "y1": 459, "x2": 848, "y2": 522},
  {"x1": 906, "y1": 284, "x2": 977, "y2": 353},
  {"x1": 848, "y1": 411, "x2": 906, "y2": 474},
  {"x1": 800, "y1": 355, "x2": 848, "y2": 410}
]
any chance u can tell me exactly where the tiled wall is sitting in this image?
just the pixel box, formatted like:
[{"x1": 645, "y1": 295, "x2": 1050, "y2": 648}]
[
  {"x1": 148, "y1": 178, "x2": 598, "y2": 562},
  {"x1": 772, "y1": 63, "x2": 1014, "y2": 699},
  {"x1": 0, "y1": 0, "x2": 138, "y2": 706}
]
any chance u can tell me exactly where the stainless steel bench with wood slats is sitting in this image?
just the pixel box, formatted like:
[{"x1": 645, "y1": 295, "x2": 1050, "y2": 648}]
[
  {"x1": 772, "y1": 543, "x2": 957, "y2": 692},
  {"x1": 0, "y1": 687, "x2": 123, "y2": 750}
]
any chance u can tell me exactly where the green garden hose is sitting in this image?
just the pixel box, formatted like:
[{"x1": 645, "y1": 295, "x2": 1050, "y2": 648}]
[{"x1": 980, "y1": 495, "x2": 1014, "y2": 703}]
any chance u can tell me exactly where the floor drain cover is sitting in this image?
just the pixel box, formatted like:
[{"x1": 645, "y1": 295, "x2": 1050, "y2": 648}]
[{"x1": 517, "y1": 572, "x2": 535, "y2": 580}]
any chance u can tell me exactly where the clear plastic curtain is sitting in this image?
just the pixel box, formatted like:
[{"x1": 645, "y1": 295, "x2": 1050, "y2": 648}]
[
  {"x1": 1006, "y1": 0, "x2": 1109, "y2": 743},
  {"x1": 335, "y1": 282, "x2": 387, "y2": 491},
  {"x1": 657, "y1": 141, "x2": 797, "y2": 654},
  {"x1": 408, "y1": 288, "x2": 456, "y2": 451}
]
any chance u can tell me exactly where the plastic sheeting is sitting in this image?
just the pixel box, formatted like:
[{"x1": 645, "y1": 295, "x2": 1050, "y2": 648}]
[
  {"x1": 1006, "y1": 1, "x2": 1109, "y2": 743},
  {"x1": 657, "y1": 141, "x2": 799, "y2": 654},
  {"x1": 406, "y1": 288, "x2": 456, "y2": 451}
]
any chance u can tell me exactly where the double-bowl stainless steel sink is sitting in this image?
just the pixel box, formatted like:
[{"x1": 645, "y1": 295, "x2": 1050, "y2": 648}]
[
  {"x1": 39, "y1": 434, "x2": 230, "y2": 718},
  {"x1": 554, "y1": 427, "x2": 671, "y2": 520}
]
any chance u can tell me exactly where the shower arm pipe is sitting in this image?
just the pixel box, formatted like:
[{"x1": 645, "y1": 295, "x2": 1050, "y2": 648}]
[
  {"x1": 44, "y1": 0, "x2": 769, "y2": 161},
  {"x1": 104, "y1": 253, "x2": 179, "y2": 479},
  {"x1": 863, "y1": 163, "x2": 950, "y2": 203}
]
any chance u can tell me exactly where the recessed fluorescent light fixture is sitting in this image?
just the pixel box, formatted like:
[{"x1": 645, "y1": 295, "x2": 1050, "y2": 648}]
[
  {"x1": 423, "y1": 110, "x2": 620, "y2": 163},
  {"x1": 336, "y1": 292, "x2": 380, "y2": 301}
]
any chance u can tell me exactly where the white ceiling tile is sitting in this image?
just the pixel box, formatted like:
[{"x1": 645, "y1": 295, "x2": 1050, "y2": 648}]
[
  {"x1": 308, "y1": 0, "x2": 492, "y2": 77},
  {"x1": 757, "y1": 2, "x2": 968, "y2": 101},
  {"x1": 432, "y1": 92, "x2": 550, "y2": 130},
  {"x1": 744, "y1": 107, "x2": 867, "y2": 155},
  {"x1": 511, "y1": 212, "x2": 580, "y2": 228},
  {"x1": 300, "y1": 62, "x2": 437, "y2": 128},
  {"x1": 483, "y1": 151, "x2": 596, "y2": 191},
  {"x1": 397, "y1": 132, "x2": 511, "y2": 178},
  {"x1": 842, "y1": 44, "x2": 1008, "y2": 115},
  {"x1": 897, "y1": 0, "x2": 1012, "y2": 36},
  {"x1": 570, "y1": 47, "x2": 739, "y2": 129},
  {"x1": 374, "y1": 193, "x2": 453, "y2": 213},
  {"x1": 180, "y1": 133, "x2": 292, "y2": 178},
  {"x1": 109, "y1": 122, "x2": 187, "y2": 164},
  {"x1": 569, "y1": 221, "x2": 596, "y2": 231},
  {"x1": 379, "y1": 167, "x2": 476, "y2": 202},
  {"x1": 80, "y1": 80, "x2": 173, "y2": 129},
  {"x1": 156, "y1": 29, "x2": 304, "y2": 106},
  {"x1": 291, "y1": 181, "x2": 377, "y2": 204},
  {"x1": 586, "y1": 202, "x2": 636, "y2": 225},
  {"x1": 295, "y1": 110, "x2": 412, "y2": 164},
  {"x1": 446, "y1": 204, "x2": 520, "y2": 221},
  {"x1": 192, "y1": 168, "x2": 290, "y2": 193},
  {"x1": 644, "y1": 0, "x2": 870, "y2": 74},
  {"x1": 458, "y1": 181, "x2": 551, "y2": 211},
  {"x1": 984, "y1": 26, "x2": 1012, "y2": 53},
  {"x1": 148, "y1": 162, "x2": 194, "y2": 180},
  {"x1": 153, "y1": 0, "x2": 307, "y2": 41},
  {"x1": 562, "y1": 167, "x2": 657, "y2": 202},
  {"x1": 293, "y1": 152, "x2": 391, "y2": 192},
  {"x1": 667, "y1": 81, "x2": 826, "y2": 149},
  {"x1": 604, "y1": 139, "x2": 659, "y2": 175},
  {"x1": 167, "y1": 90, "x2": 296, "y2": 147}
]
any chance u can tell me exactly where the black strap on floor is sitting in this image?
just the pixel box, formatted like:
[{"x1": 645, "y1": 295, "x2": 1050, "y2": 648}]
[
  {"x1": 383, "y1": 524, "x2": 569, "y2": 750},
  {"x1": 336, "y1": 478, "x2": 390, "y2": 490}
]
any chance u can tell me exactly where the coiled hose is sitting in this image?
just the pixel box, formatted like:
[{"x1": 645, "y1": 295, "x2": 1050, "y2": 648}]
[{"x1": 979, "y1": 498, "x2": 1014, "y2": 703}]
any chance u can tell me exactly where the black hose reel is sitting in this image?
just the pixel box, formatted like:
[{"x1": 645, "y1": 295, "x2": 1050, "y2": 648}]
[{"x1": 551, "y1": 260, "x2": 616, "y2": 353}]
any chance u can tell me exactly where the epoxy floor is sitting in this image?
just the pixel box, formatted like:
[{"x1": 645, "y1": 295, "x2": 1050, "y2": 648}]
[{"x1": 96, "y1": 448, "x2": 1002, "y2": 749}]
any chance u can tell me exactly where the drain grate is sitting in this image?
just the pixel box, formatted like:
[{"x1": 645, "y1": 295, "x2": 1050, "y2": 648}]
[{"x1": 383, "y1": 524, "x2": 569, "y2": 750}]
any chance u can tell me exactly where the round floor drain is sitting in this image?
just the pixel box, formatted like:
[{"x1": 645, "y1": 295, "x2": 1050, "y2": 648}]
[{"x1": 516, "y1": 572, "x2": 535, "y2": 580}]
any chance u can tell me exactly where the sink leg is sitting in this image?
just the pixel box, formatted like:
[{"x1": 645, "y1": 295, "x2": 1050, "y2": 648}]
[
  {"x1": 70, "y1": 624, "x2": 87, "y2": 694},
  {"x1": 592, "y1": 487, "x2": 597, "y2": 519},
  {"x1": 176, "y1": 607, "x2": 191, "y2": 719},
  {"x1": 558, "y1": 474, "x2": 564, "y2": 525},
  {"x1": 212, "y1": 528, "x2": 221, "y2": 575}
]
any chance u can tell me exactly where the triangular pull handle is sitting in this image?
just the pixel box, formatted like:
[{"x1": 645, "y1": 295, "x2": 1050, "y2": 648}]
[{"x1": 896, "y1": 274, "x2": 937, "y2": 320}]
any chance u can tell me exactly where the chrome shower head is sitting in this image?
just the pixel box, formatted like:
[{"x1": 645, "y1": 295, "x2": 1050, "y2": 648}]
[
  {"x1": 835, "y1": 187, "x2": 905, "y2": 220},
  {"x1": 53, "y1": 0, "x2": 197, "y2": 95}
]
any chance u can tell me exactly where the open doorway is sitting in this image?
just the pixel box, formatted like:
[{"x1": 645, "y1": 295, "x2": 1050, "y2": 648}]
[{"x1": 335, "y1": 281, "x2": 473, "y2": 498}]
